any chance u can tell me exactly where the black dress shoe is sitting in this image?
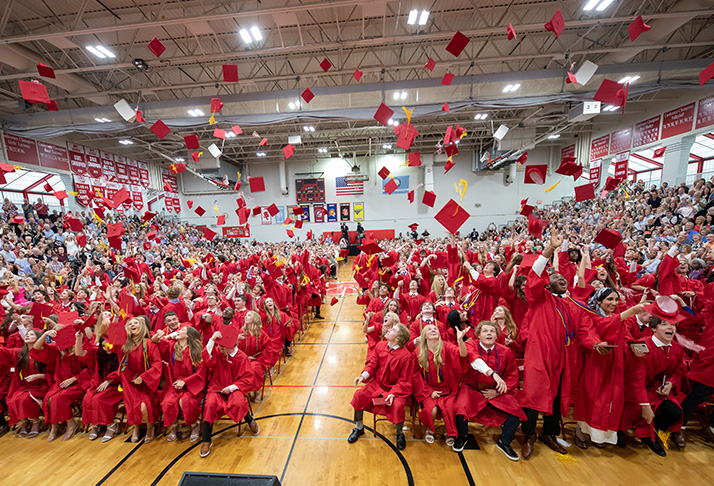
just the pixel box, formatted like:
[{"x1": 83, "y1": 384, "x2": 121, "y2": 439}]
[
  {"x1": 616, "y1": 431, "x2": 626, "y2": 448},
  {"x1": 642, "y1": 438, "x2": 666, "y2": 457},
  {"x1": 347, "y1": 427, "x2": 364, "y2": 443},
  {"x1": 496, "y1": 438, "x2": 519, "y2": 461},
  {"x1": 452, "y1": 435, "x2": 468, "y2": 452},
  {"x1": 396, "y1": 432, "x2": 406, "y2": 450}
]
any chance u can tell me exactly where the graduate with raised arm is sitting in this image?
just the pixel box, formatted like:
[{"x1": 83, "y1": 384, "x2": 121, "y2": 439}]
[{"x1": 520, "y1": 229, "x2": 609, "y2": 459}]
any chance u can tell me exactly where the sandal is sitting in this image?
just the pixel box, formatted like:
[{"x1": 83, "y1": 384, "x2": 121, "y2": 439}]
[
  {"x1": 166, "y1": 424, "x2": 178, "y2": 442},
  {"x1": 88, "y1": 425, "x2": 100, "y2": 441},
  {"x1": 425, "y1": 430, "x2": 435, "y2": 444},
  {"x1": 130, "y1": 427, "x2": 141, "y2": 443},
  {"x1": 144, "y1": 424, "x2": 155, "y2": 444},
  {"x1": 17, "y1": 421, "x2": 29, "y2": 438},
  {"x1": 574, "y1": 427, "x2": 589, "y2": 450},
  {"x1": 27, "y1": 420, "x2": 41, "y2": 439},
  {"x1": 102, "y1": 423, "x2": 118, "y2": 443},
  {"x1": 190, "y1": 423, "x2": 201, "y2": 442},
  {"x1": 445, "y1": 436, "x2": 455, "y2": 447},
  {"x1": 47, "y1": 425, "x2": 60, "y2": 442}
]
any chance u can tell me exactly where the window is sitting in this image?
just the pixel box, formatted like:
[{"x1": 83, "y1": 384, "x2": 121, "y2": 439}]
[{"x1": 686, "y1": 162, "x2": 699, "y2": 185}]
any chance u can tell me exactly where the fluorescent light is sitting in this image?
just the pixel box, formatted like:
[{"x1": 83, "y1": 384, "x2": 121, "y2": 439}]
[
  {"x1": 418, "y1": 11, "x2": 429, "y2": 26},
  {"x1": 548, "y1": 134, "x2": 561, "y2": 139},
  {"x1": 119, "y1": 139, "x2": 133, "y2": 145},
  {"x1": 393, "y1": 92, "x2": 400, "y2": 100},
  {"x1": 407, "y1": 10, "x2": 418, "y2": 25},
  {"x1": 95, "y1": 46, "x2": 116, "y2": 58},
  {"x1": 388, "y1": 119, "x2": 394, "y2": 125},
  {"x1": 303, "y1": 126, "x2": 315, "y2": 132},
  {"x1": 383, "y1": 144, "x2": 392, "y2": 149},
  {"x1": 393, "y1": 120, "x2": 399, "y2": 126},
  {"x1": 400, "y1": 92, "x2": 407, "y2": 100},
  {"x1": 288, "y1": 102, "x2": 296, "y2": 110},
  {"x1": 318, "y1": 147, "x2": 327, "y2": 153},
  {"x1": 239, "y1": 29, "x2": 252, "y2": 44},
  {"x1": 256, "y1": 152, "x2": 266, "y2": 157},
  {"x1": 618, "y1": 76, "x2": 631, "y2": 84},
  {"x1": 474, "y1": 113, "x2": 488, "y2": 120},
  {"x1": 595, "y1": 0, "x2": 615, "y2": 11},
  {"x1": 250, "y1": 26, "x2": 263, "y2": 41},
  {"x1": 175, "y1": 158, "x2": 185, "y2": 162},
  {"x1": 511, "y1": 83, "x2": 520, "y2": 91},
  {"x1": 619, "y1": 75, "x2": 640, "y2": 84},
  {"x1": 503, "y1": 84, "x2": 513, "y2": 93},
  {"x1": 583, "y1": 0, "x2": 600, "y2": 11},
  {"x1": 309, "y1": 126, "x2": 315, "y2": 132},
  {"x1": 225, "y1": 132, "x2": 236, "y2": 138},
  {"x1": 187, "y1": 109, "x2": 204, "y2": 117},
  {"x1": 603, "y1": 105, "x2": 619, "y2": 112},
  {"x1": 94, "y1": 117, "x2": 111, "y2": 123},
  {"x1": 86, "y1": 46, "x2": 106, "y2": 58}
]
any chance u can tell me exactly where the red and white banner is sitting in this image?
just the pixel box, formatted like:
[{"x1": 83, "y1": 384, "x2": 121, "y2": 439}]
[
  {"x1": 127, "y1": 159, "x2": 140, "y2": 182},
  {"x1": 100, "y1": 151, "x2": 117, "y2": 182},
  {"x1": 67, "y1": 142, "x2": 88, "y2": 175},
  {"x1": 162, "y1": 172, "x2": 178, "y2": 193},
  {"x1": 138, "y1": 161, "x2": 150, "y2": 188},
  {"x1": 164, "y1": 196, "x2": 174, "y2": 213},
  {"x1": 560, "y1": 144, "x2": 575, "y2": 163},
  {"x1": 613, "y1": 151, "x2": 630, "y2": 179},
  {"x1": 115, "y1": 155, "x2": 129, "y2": 184},
  {"x1": 85, "y1": 146, "x2": 103, "y2": 179},
  {"x1": 4, "y1": 133, "x2": 39, "y2": 166},
  {"x1": 73, "y1": 175, "x2": 92, "y2": 207},
  {"x1": 37, "y1": 141, "x2": 69, "y2": 171},
  {"x1": 662, "y1": 103, "x2": 695, "y2": 139},
  {"x1": 172, "y1": 197, "x2": 180, "y2": 213},
  {"x1": 590, "y1": 135, "x2": 610, "y2": 161},
  {"x1": 589, "y1": 159, "x2": 602, "y2": 185},
  {"x1": 222, "y1": 226, "x2": 251, "y2": 238},
  {"x1": 132, "y1": 186, "x2": 144, "y2": 211},
  {"x1": 696, "y1": 94, "x2": 714, "y2": 130},
  {"x1": 633, "y1": 115, "x2": 661, "y2": 147},
  {"x1": 104, "y1": 181, "x2": 118, "y2": 202},
  {"x1": 261, "y1": 207, "x2": 272, "y2": 225},
  {"x1": 609, "y1": 128, "x2": 632, "y2": 155}
]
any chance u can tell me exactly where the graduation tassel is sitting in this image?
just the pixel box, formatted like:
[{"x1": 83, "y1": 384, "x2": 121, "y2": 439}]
[
  {"x1": 545, "y1": 178, "x2": 563, "y2": 193},
  {"x1": 657, "y1": 429, "x2": 671, "y2": 450}
]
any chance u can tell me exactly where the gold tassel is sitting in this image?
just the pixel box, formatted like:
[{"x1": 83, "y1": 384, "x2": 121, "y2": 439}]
[
  {"x1": 657, "y1": 429, "x2": 671, "y2": 450},
  {"x1": 208, "y1": 114, "x2": 216, "y2": 124},
  {"x1": 545, "y1": 179, "x2": 563, "y2": 193},
  {"x1": 454, "y1": 179, "x2": 467, "y2": 201},
  {"x1": 402, "y1": 107, "x2": 413, "y2": 124}
]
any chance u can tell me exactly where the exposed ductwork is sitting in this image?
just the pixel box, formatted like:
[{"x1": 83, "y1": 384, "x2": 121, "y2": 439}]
[
  {"x1": 599, "y1": 0, "x2": 713, "y2": 64},
  {"x1": 0, "y1": 44, "x2": 112, "y2": 106}
]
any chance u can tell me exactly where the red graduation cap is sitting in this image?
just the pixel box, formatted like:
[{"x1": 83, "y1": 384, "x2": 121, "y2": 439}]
[
  {"x1": 566, "y1": 72, "x2": 578, "y2": 84},
  {"x1": 378, "y1": 167, "x2": 391, "y2": 180},
  {"x1": 283, "y1": 144, "x2": 295, "y2": 159},
  {"x1": 259, "y1": 138, "x2": 268, "y2": 146},
  {"x1": 150, "y1": 120, "x2": 170, "y2": 139},
  {"x1": 107, "y1": 222, "x2": 125, "y2": 238},
  {"x1": 301, "y1": 88, "x2": 315, "y2": 103},
  {"x1": 507, "y1": 23, "x2": 517, "y2": 40},
  {"x1": 216, "y1": 325, "x2": 240, "y2": 348},
  {"x1": 123, "y1": 265, "x2": 141, "y2": 285},
  {"x1": 170, "y1": 163, "x2": 186, "y2": 174},
  {"x1": 358, "y1": 241, "x2": 384, "y2": 255},
  {"x1": 520, "y1": 204, "x2": 535, "y2": 216},
  {"x1": 214, "y1": 128, "x2": 226, "y2": 140},
  {"x1": 516, "y1": 152, "x2": 528, "y2": 164},
  {"x1": 187, "y1": 200, "x2": 194, "y2": 209},
  {"x1": 37, "y1": 62, "x2": 55, "y2": 79},
  {"x1": 320, "y1": 58, "x2": 332, "y2": 72},
  {"x1": 574, "y1": 183, "x2": 595, "y2": 202},
  {"x1": 148, "y1": 37, "x2": 165, "y2": 57},
  {"x1": 339, "y1": 249, "x2": 349, "y2": 258},
  {"x1": 112, "y1": 187, "x2": 132, "y2": 207},
  {"x1": 19, "y1": 80, "x2": 50, "y2": 104},
  {"x1": 94, "y1": 207, "x2": 105, "y2": 219},
  {"x1": 284, "y1": 217, "x2": 293, "y2": 226},
  {"x1": 58, "y1": 311, "x2": 80, "y2": 328},
  {"x1": 66, "y1": 217, "x2": 83, "y2": 232},
  {"x1": 306, "y1": 230, "x2": 313, "y2": 240},
  {"x1": 408, "y1": 223, "x2": 419, "y2": 231},
  {"x1": 232, "y1": 125, "x2": 243, "y2": 135},
  {"x1": 442, "y1": 102, "x2": 450, "y2": 113},
  {"x1": 142, "y1": 211, "x2": 157, "y2": 222},
  {"x1": 435, "y1": 199, "x2": 470, "y2": 234},
  {"x1": 604, "y1": 176, "x2": 622, "y2": 191},
  {"x1": 292, "y1": 206, "x2": 304, "y2": 215},
  {"x1": 353, "y1": 69, "x2": 363, "y2": 81},
  {"x1": 700, "y1": 61, "x2": 714, "y2": 86},
  {"x1": 527, "y1": 214, "x2": 548, "y2": 239},
  {"x1": 555, "y1": 160, "x2": 583, "y2": 180},
  {"x1": 135, "y1": 109, "x2": 144, "y2": 122},
  {"x1": 43, "y1": 182, "x2": 53, "y2": 192},
  {"x1": 373, "y1": 103, "x2": 394, "y2": 126},
  {"x1": 236, "y1": 197, "x2": 246, "y2": 208},
  {"x1": 407, "y1": 190, "x2": 415, "y2": 203},
  {"x1": 407, "y1": 152, "x2": 422, "y2": 166},
  {"x1": 628, "y1": 15, "x2": 651, "y2": 42},
  {"x1": 163, "y1": 181, "x2": 173, "y2": 192},
  {"x1": 295, "y1": 219, "x2": 303, "y2": 229},
  {"x1": 384, "y1": 178, "x2": 398, "y2": 195},
  {"x1": 444, "y1": 143, "x2": 458, "y2": 157},
  {"x1": 422, "y1": 190, "x2": 436, "y2": 207},
  {"x1": 46, "y1": 99, "x2": 58, "y2": 111},
  {"x1": 146, "y1": 228, "x2": 157, "y2": 240},
  {"x1": 223, "y1": 64, "x2": 239, "y2": 82},
  {"x1": 594, "y1": 228, "x2": 622, "y2": 249},
  {"x1": 249, "y1": 176, "x2": 265, "y2": 192},
  {"x1": 444, "y1": 159, "x2": 455, "y2": 173},
  {"x1": 593, "y1": 79, "x2": 623, "y2": 104},
  {"x1": 30, "y1": 302, "x2": 53, "y2": 327},
  {"x1": 77, "y1": 233, "x2": 87, "y2": 247},
  {"x1": 53, "y1": 191, "x2": 68, "y2": 201},
  {"x1": 194, "y1": 206, "x2": 206, "y2": 216},
  {"x1": 396, "y1": 123, "x2": 419, "y2": 151},
  {"x1": 446, "y1": 31, "x2": 470, "y2": 57},
  {"x1": 217, "y1": 215, "x2": 226, "y2": 225},
  {"x1": 210, "y1": 98, "x2": 223, "y2": 113},
  {"x1": 524, "y1": 164, "x2": 547, "y2": 184},
  {"x1": 425, "y1": 58, "x2": 436, "y2": 71},
  {"x1": 203, "y1": 227, "x2": 217, "y2": 241},
  {"x1": 653, "y1": 147, "x2": 666, "y2": 158},
  {"x1": 544, "y1": 8, "x2": 565, "y2": 38},
  {"x1": 192, "y1": 151, "x2": 201, "y2": 162},
  {"x1": 53, "y1": 325, "x2": 76, "y2": 350},
  {"x1": 107, "y1": 320, "x2": 128, "y2": 347},
  {"x1": 251, "y1": 206, "x2": 262, "y2": 216},
  {"x1": 615, "y1": 83, "x2": 629, "y2": 113},
  {"x1": 237, "y1": 207, "x2": 250, "y2": 225},
  {"x1": 286, "y1": 229, "x2": 295, "y2": 238},
  {"x1": 330, "y1": 297, "x2": 339, "y2": 306},
  {"x1": 267, "y1": 203, "x2": 280, "y2": 216},
  {"x1": 441, "y1": 73, "x2": 455, "y2": 86},
  {"x1": 642, "y1": 296, "x2": 687, "y2": 324}
]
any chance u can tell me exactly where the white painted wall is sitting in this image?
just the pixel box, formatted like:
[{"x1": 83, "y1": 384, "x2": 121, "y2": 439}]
[{"x1": 176, "y1": 145, "x2": 578, "y2": 242}]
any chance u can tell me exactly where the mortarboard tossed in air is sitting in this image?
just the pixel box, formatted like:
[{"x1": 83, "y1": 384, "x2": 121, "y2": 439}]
[
  {"x1": 251, "y1": 206, "x2": 261, "y2": 216},
  {"x1": 194, "y1": 206, "x2": 206, "y2": 217},
  {"x1": 358, "y1": 241, "x2": 384, "y2": 255},
  {"x1": 37, "y1": 62, "x2": 55, "y2": 79},
  {"x1": 593, "y1": 79, "x2": 623, "y2": 104},
  {"x1": 373, "y1": 103, "x2": 394, "y2": 126},
  {"x1": 353, "y1": 69, "x2": 363, "y2": 81},
  {"x1": 286, "y1": 229, "x2": 295, "y2": 238},
  {"x1": 407, "y1": 190, "x2": 415, "y2": 203},
  {"x1": 259, "y1": 138, "x2": 268, "y2": 146},
  {"x1": 214, "y1": 128, "x2": 226, "y2": 140},
  {"x1": 217, "y1": 215, "x2": 226, "y2": 225},
  {"x1": 210, "y1": 98, "x2": 223, "y2": 113},
  {"x1": 615, "y1": 82, "x2": 629, "y2": 114},
  {"x1": 408, "y1": 152, "x2": 422, "y2": 166},
  {"x1": 384, "y1": 178, "x2": 398, "y2": 195},
  {"x1": 555, "y1": 159, "x2": 583, "y2": 180},
  {"x1": 520, "y1": 203, "x2": 535, "y2": 216},
  {"x1": 424, "y1": 58, "x2": 436, "y2": 71},
  {"x1": 150, "y1": 120, "x2": 171, "y2": 139},
  {"x1": 223, "y1": 64, "x2": 239, "y2": 82},
  {"x1": 434, "y1": 199, "x2": 470, "y2": 234},
  {"x1": 283, "y1": 144, "x2": 295, "y2": 159},
  {"x1": 232, "y1": 125, "x2": 242, "y2": 135},
  {"x1": 331, "y1": 297, "x2": 339, "y2": 306},
  {"x1": 216, "y1": 325, "x2": 239, "y2": 348},
  {"x1": 408, "y1": 223, "x2": 419, "y2": 232},
  {"x1": 320, "y1": 58, "x2": 332, "y2": 72},
  {"x1": 203, "y1": 227, "x2": 217, "y2": 241},
  {"x1": 66, "y1": 216, "x2": 83, "y2": 232},
  {"x1": 249, "y1": 176, "x2": 265, "y2": 192},
  {"x1": 184, "y1": 135, "x2": 200, "y2": 149},
  {"x1": 378, "y1": 167, "x2": 391, "y2": 180},
  {"x1": 654, "y1": 147, "x2": 666, "y2": 158},
  {"x1": 527, "y1": 214, "x2": 548, "y2": 239},
  {"x1": 46, "y1": 100, "x2": 58, "y2": 111},
  {"x1": 112, "y1": 188, "x2": 132, "y2": 207},
  {"x1": 442, "y1": 103, "x2": 450, "y2": 113},
  {"x1": 574, "y1": 183, "x2": 595, "y2": 202},
  {"x1": 148, "y1": 37, "x2": 165, "y2": 57},
  {"x1": 444, "y1": 159, "x2": 455, "y2": 173},
  {"x1": 441, "y1": 73, "x2": 454, "y2": 86},
  {"x1": 566, "y1": 72, "x2": 578, "y2": 84},
  {"x1": 507, "y1": 23, "x2": 517, "y2": 40},
  {"x1": 53, "y1": 191, "x2": 68, "y2": 201},
  {"x1": 628, "y1": 15, "x2": 651, "y2": 42},
  {"x1": 267, "y1": 204, "x2": 279, "y2": 216},
  {"x1": 603, "y1": 176, "x2": 623, "y2": 191},
  {"x1": 700, "y1": 61, "x2": 714, "y2": 86},
  {"x1": 295, "y1": 219, "x2": 303, "y2": 229},
  {"x1": 169, "y1": 163, "x2": 186, "y2": 174},
  {"x1": 301, "y1": 88, "x2": 315, "y2": 103},
  {"x1": 19, "y1": 80, "x2": 50, "y2": 104},
  {"x1": 594, "y1": 228, "x2": 622, "y2": 249},
  {"x1": 187, "y1": 200, "x2": 194, "y2": 209},
  {"x1": 446, "y1": 31, "x2": 470, "y2": 57},
  {"x1": 292, "y1": 206, "x2": 304, "y2": 215},
  {"x1": 524, "y1": 164, "x2": 548, "y2": 184},
  {"x1": 422, "y1": 190, "x2": 436, "y2": 208},
  {"x1": 516, "y1": 152, "x2": 528, "y2": 164},
  {"x1": 77, "y1": 233, "x2": 87, "y2": 247},
  {"x1": 142, "y1": 211, "x2": 157, "y2": 222},
  {"x1": 544, "y1": 9, "x2": 565, "y2": 38},
  {"x1": 395, "y1": 123, "x2": 419, "y2": 150},
  {"x1": 43, "y1": 182, "x2": 53, "y2": 192}
]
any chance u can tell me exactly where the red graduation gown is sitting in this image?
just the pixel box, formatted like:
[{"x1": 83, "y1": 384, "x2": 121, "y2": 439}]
[
  {"x1": 161, "y1": 342, "x2": 206, "y2": 426},
  {"x1": 0, "y1": 347, "x2": 49, "y2": 424},
  {"x1": 31, "y1": 344, "x2": 87, "y2": 424},
  {"x1": 79, "y1": 345, "x2": 122, "y2": 426},
  {"x1": 412, "y1": 343, "x2": 462, "y2": 436},
  {"x1": 203, "y1": 348, "x2": 257, "y2": 423},
  {"x1": 238, "y1": 331, "x2": 270, "y2": 389},
  {"x1": 350, "y1": 341, "x2": 414, "y2": 423},
  {"x1": 115, "y1": 339, "x2": 163, "y2": 425}
]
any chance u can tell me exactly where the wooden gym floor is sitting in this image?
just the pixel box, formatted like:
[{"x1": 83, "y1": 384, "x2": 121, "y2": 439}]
[{"x1": 1, "y1": 262, "x2": 714, "y2": 485}]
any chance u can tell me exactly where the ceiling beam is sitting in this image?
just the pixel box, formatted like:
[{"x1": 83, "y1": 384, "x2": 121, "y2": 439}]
[{"x1": 631, "y1": 152, "x2": 663, "y2": 168}]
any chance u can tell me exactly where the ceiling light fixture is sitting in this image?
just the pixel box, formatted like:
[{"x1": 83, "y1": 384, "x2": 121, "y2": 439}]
[
  {"x1": 119, "y1": 139, "x2": 133, "y2": 145},
  {"x1": 318, "y1": 147, "x2": 328, "y2": 153},
  {"x1": 548, "y1": 134, "x2": 561, "y2": 139},
  {"x1": 86, "y1": 45, "x2": 115, "y2": 58},
  {"x1": 618, "y1": 75, "x2": 640, "y2": 84},
  {"x1": 250, "y1": 26, "x2": 263, "y2": 41},
  {"x1": 418, "y1": 11, "x2": 430, "y2": 25},
  {"x1": 94, "y1": 117, "x2": 111, "y2": 123},
  {"x1": 188, "y1": 109, "x2": 204, "y2": 117},
  {"x1": 239, "y1": 29, "x2": 253, "y2": 43},
  {"x1": 595, "y1": 0, "x2": 615, "y2": 11},
  {"x1": 175, "y1": 157, "x2": 185, "y2": 162},
  {"x1": 383, "y1": 144, "x2": 392, "y2": 149},
  {"x1": 474, "y1": 113, "x2": 488, "y2": 120},
  {"x1": 407, "y1": 10, "x2": 418, "y2": 25},
  {"x1": 256, "y1": 152, "x2": 266, "y2": 157},
  {"x1": 225, "y1": 132, "x2": 236, "y2": 138}
]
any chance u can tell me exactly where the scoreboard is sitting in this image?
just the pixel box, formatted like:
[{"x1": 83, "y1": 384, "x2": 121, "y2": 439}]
[{"x1": 295, "y1": 178, "x2": 325, "y2": 203}]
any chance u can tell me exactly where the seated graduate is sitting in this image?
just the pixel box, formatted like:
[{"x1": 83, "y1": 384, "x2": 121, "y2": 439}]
[
  {"x1": 200, "y1": 328, "x2": 260, "y2": 458},
  {"x1": 348, "y1": 323, "x2": 414, "y2": 450},
  {"x1": 621, "y1": 297, "x2": 687, "y2": 456},
  {"x1": 453, "y1": 321, "x2": 525, "y2": 461},
  {"x1": 412, "y1": 323, "x2": 462, "y2": 445}
]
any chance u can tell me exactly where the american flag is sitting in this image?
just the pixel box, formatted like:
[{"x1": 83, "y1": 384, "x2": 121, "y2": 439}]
[{"x1": 335, "y1": 176, "x2": 364, "y2": 195}]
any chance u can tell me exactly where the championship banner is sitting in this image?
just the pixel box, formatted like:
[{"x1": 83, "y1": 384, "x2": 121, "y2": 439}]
[
  {"x1": 132, "y1": 186, "x2": 144, "y2": 211},
  {"x1": 92, "y1": 180, "x2": 106, "y2": 200},
  {"x1": 138, "y1": 161, "x2": 150, "y2": 188},
  {"x1": 73, "y1": 175, "x2": 92, "y2": 207},
  {"x1": 222, "y1": 226, "x2": 251, "y2": 238},
  {"x1": 100, "y1": 151, "x2": 117, "y2": 182},
  {"x1": 162, "y1": 172, "x2": 178, "y2": 193},
  {"x1": 327, "y1": 203, "x2": 338, "y2": 222},
  {"x1": 115, "y1": 155, "x2": 129, "y2": 183},
  {"x1": 67, "y1": 142, "x2": 87, "y2": 175},
  {"x1": 171, "y1": 197, "x2": 180, "y2": 213},
  {"x1": 164, "y1": 195, "x2": 174, "y2": 213},
  {"x1": 613, "y1": 152, "x2": 630, "y2": 179},
  {"x1": 299, "y1": 204, "x2": 311, "y2": 222},
  {"x1": 127, "y1": 158, "x2": 140, "y2": 181},
  {"x1": 589, "y1": 159, "x2": 602, "y2": 185},
  {"x1": 85, "y1": 146, "x2": 103, "y2": 179},
  {"x1": 104, "y1": 181, "x2": 118, "y2": 202}
]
